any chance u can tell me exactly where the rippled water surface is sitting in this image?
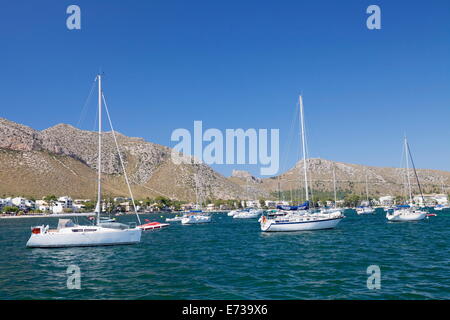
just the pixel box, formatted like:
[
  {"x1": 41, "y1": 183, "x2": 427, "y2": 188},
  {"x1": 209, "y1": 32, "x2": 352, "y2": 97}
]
[{"x1": 0, "y1": 209, "x2": 449, "y2": 299}]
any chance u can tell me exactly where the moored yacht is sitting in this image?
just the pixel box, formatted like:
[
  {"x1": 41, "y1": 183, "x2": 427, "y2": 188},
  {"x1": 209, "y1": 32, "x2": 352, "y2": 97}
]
[
  {"x1": 27, "y1": 74, "x2": 142, "y2": 248},
  {"x1": 386, "y1": 137, "x2": 428, "y2": 222},
  {"x1": 356, "y1": 172, "x2": 375, "y2": 215},
  {"x1": 260, "y1": 95, "x2": 344, "y2": 232},
  {"x1": 27, "y1": 219, "x2": 141, "y2": 248},
  {"x1": 260, "y1": 208, "x2": 343, "y2": 232},
  {"x1": 386, "y1": 205, "x2": 427, "y2": 222}
]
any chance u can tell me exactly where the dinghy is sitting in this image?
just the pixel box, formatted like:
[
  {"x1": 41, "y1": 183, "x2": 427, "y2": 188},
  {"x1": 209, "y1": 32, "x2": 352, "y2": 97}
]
[{"x1": 138, "y1": 219, "x2": 169, "y2": 231}]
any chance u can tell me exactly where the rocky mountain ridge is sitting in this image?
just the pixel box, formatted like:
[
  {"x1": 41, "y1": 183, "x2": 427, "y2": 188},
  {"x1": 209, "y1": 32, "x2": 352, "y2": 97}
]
[{"x1": 1, "y1": 118, "x2": 450, "y2": 200}]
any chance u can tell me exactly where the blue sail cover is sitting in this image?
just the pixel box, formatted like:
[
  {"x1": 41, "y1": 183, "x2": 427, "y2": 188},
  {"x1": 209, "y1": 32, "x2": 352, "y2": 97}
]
[{"x1": 277, "y1": 201, "x2": 309, "y2": 211}]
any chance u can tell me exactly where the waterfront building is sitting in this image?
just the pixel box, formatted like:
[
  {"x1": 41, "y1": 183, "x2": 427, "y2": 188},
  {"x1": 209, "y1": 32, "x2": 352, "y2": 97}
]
[
  {"x1": 35, "y1": 200, "x2": 50, "y2": 212},
  {"x1": 51, "y1": 196, "x2": 74, "y2": 214},
  {"x1": 11, "y1": 197, "x2": 27, "y2": 210},
  {"x1": 413, "y1": 194, "x2": 449, "y2": 207},
  {"x1": 265, "y1": 200, "x2": 277, "y2": 208}
]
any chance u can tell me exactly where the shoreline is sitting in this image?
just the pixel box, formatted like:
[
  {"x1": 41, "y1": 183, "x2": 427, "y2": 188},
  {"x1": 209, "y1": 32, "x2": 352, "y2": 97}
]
[{"x1": 0, "y1": 213, "x2": 94, "y2": 219}]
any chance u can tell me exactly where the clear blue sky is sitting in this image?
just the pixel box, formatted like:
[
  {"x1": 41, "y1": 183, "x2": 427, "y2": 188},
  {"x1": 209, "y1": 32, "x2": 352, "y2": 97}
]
[{"x1": 1, "y1": 0, "x2": 449, "y2": 177}]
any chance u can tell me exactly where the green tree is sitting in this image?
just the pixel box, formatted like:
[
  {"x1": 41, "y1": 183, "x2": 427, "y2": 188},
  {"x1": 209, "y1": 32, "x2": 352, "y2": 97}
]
[
  {"x1": 43, "y1": 195, "x2": 58, "y2": 212},
  {"x1": 344, "y1": 194, "x2": 361, "y2": 207},
  {"x1": 83, "y1": 201, "x2": 95, "y2": 212},
  {"x1": 43, "y1": 195, "x2": 57, "y2": 202},
  {"x1": 155, "y1": 196, "x2": 172, "y2": 208},
  {"x1": 259, "y1": 199, "x2": 266, "y2": 209},
  {"x1": 2, "y1": 206, "x2": 19, "y2": 213}
]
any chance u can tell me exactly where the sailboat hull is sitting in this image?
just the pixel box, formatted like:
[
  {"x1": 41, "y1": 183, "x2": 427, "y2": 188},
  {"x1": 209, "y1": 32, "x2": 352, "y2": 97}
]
[
  {"x1": 261, "y1": 216, "x2": 343, "y2": 232},
  {"x1": 26, "y1": 227, "x2": 142, "y2": 248}
]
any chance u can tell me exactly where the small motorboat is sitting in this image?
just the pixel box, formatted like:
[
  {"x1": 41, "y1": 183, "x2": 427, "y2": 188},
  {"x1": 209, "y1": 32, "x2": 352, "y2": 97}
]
[
  {"x1": 137, "y1": 219, "x2": 169, "y2": 231},
  {"x1": 356, "y1": 206, "x2": 376, "y2": 215},
  {"x1": 166, "y1": 215, "x2": 184, "y2": 222},
  {"x1": 233, "y1": 208, "x2": 263, "y2": 219},
  {"x1": 181, "y1": 211, "x2": 211, "y2": 224},
  {"x1": 434, "y1": 204, "x2": 449, "y2": 211}
]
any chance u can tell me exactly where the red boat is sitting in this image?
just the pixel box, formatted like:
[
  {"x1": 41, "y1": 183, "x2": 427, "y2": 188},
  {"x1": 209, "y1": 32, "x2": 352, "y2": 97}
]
[{"x1": 137, "y1": 219, "x2": 170, "y2": 231}]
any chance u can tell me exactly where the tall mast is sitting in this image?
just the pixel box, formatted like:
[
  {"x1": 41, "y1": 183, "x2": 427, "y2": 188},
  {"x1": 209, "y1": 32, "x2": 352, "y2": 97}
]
[
  {"x1": 246, "y1": 177, "x2": 249, "y2": 202},
  {"x1": 277, "y1": 177, "x2": 281, "y2": 202},
  {"x1": 405, "y1": 136, "x2": 413, "y2": 204},
  {"x1": 299, "y1": 95, "x2": 309, "y2": 202},
  {"x1": 365, "y1": 171, "x2": 369, "y2": 202},
  {"x1": 95, "y1": 74, "x2": 102, "y2": 225},
  {"x1": 195, "y1": 172, "x2": 199, "y2": 209},
  {"x1": 333, "y1": 165, "x2": 337, "y2": 208}
]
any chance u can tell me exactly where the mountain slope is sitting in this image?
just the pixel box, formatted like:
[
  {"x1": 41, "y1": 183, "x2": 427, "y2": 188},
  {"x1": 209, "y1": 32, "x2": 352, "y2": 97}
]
[
  {"x1": 0, "y1": 118, "x2": 245, "y2": 200},
  {"x1": 1, "y1": 118, "x2": 450, "y2": 200},
  {"x1": 259, "y1": 158, "x2": 450, "y2": 197}
]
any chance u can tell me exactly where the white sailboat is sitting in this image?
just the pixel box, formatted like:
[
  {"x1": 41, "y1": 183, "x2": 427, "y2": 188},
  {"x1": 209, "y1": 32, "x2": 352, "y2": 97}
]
[
  {"x1": 181, "y1": 169, "x2": 211, "y2": 224},
  {"x1": 233, "y1": 177, "x2": 263, "y2": 218},
  {"x1": 260, "y1": 95, "x2": 344, "y2": 232},
  {"x1": 356, "y1": 172, "x2": 375, "y2": 215},
  {"x1": 386, "y1": 137, "x2": 427, "y2": 222},
  {"x1": 434, "y1": 181, "x2": 449, "y2": 211},
  {"x1": 26, "y1": 74, "x2": 142, "y2": 248},
  {"x1": 320, "y1": 165, "x2": 343, "y2": 214}
]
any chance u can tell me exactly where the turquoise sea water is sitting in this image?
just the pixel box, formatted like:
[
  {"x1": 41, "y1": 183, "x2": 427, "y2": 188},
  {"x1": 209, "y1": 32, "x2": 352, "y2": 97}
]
[{"x1": 0, "y1": 209, "x2": 449, "y2": 300}]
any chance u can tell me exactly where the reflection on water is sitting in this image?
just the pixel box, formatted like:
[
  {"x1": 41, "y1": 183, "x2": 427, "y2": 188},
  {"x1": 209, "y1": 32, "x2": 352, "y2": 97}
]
[{"x1": 0, "y1": 209, "x2": 449, "y2": 299}]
